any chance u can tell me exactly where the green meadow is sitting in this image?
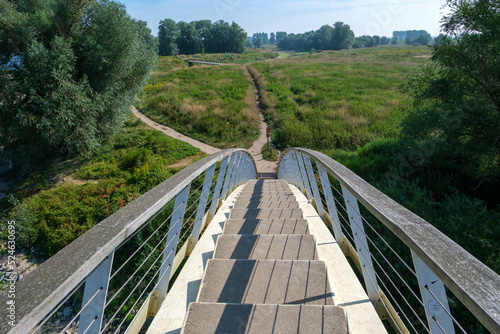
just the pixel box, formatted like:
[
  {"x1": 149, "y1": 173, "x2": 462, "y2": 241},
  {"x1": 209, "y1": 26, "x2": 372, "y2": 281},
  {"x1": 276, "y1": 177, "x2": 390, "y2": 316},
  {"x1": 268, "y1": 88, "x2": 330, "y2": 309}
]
[
  {"x1": 249, "y1": 46, "x2": 432, "y2": 151},
  {"x1": 138, "y1": 61, "x2": 260, "y2": 149}
]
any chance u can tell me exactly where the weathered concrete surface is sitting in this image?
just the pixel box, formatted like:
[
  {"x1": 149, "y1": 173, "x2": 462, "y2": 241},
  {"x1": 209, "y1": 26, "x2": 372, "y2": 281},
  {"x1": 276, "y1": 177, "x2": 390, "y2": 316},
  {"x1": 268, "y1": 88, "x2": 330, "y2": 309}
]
[
  {"x1": 198, "y1": 259, "x2": 334, "y2": 305},
  {"x1": 213, "y1": 234, "x2": 317, "y2": 260},
  {"x1": 182, "y1": 303, "x2": 347, "y2": 334},
  {"x1": 223, "y1": 218, "x2": 309, "y2": 235}
]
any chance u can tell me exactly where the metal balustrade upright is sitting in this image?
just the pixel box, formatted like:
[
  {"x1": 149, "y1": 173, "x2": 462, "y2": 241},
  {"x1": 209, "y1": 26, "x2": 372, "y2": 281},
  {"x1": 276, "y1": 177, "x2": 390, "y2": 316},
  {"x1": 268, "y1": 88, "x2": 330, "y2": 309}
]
[
  {"x1": 191, "y1": 164, "x2": 216, "y2": 241},
  {"x1": 78, "y1": 254, "x2": 114, "y2": 334},
  {"x1": 0, "y1": 149, "x2": 256, "y2": 334},
  {"x1": 317, "y1": 164, "x2": 344, "y2": 243},
  {"x1": 209, "y1": 155, "x2": 229, "y2": 216},
  {"x1": 276, "y1": 148, "x2": 500, "y2": 334},
  {"x1": 303, "y1": 155, "x2": 325, "y2": 215}
]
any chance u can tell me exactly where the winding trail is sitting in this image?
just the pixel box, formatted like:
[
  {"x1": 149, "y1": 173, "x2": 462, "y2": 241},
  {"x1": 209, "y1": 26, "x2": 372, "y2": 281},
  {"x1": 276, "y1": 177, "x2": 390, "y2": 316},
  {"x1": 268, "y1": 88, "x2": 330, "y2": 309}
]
[
  {"x1": 131, "y1": 106, "x2": 221, "y2": 155},
  {"x1": 132, "y1": 66, "x2": 278, "y2": 176}
]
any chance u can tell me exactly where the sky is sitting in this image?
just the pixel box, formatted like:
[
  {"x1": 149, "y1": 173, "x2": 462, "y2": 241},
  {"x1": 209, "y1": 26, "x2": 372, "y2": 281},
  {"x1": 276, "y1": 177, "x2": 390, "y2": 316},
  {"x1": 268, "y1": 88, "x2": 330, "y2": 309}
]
[{"x1": 120, "y1": 0, "x2": 448, "y2": 38}]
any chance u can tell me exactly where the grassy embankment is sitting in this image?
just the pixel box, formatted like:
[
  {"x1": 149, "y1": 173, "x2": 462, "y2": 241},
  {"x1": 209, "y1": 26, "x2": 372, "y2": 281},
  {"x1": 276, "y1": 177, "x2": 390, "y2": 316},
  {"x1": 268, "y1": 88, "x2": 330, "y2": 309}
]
[
  {"x1": 0, "y1": 119, "x2": 200, "y2": 259},
  {"x1": 137, "y1": 56, "x2": 262, "y2": 149}
]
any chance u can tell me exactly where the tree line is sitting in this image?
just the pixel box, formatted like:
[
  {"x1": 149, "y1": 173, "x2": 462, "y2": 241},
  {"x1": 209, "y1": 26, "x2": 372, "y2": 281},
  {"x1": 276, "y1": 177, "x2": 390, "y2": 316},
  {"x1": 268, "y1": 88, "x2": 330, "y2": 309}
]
[
  {"x1": 250, "y1": 26, "x2": 433, "y2": 51},
  {"x1": 158, "y1": 19, "x2": 247, "y2": 56}
]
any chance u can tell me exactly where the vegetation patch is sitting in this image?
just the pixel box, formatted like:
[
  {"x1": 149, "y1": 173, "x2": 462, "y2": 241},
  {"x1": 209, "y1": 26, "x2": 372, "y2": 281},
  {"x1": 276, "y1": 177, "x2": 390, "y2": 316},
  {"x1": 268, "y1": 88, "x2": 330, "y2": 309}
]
[
  {"x1": 1, "y1": 120, "x2": 200, "y2": 257},
  {"x1": 138, "y1": 64, "x2": 261, "y2": 149},
  {"x1": 249, "y1": 46, "x2": 431, "y2": 151},
  {"x1": 261, "y1": 144, "x2": 279, "y2": 161}
]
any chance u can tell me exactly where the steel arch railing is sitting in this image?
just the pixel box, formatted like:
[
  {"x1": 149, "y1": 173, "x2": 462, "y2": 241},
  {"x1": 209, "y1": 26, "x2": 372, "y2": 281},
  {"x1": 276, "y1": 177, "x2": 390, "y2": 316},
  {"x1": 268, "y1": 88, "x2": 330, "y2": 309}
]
[
  {"x1": 0, "y1": 149, "x2": 257, "y2": 334},
  {"x1": 277, "y1": 148, "x2": 500, "y2": 334}
]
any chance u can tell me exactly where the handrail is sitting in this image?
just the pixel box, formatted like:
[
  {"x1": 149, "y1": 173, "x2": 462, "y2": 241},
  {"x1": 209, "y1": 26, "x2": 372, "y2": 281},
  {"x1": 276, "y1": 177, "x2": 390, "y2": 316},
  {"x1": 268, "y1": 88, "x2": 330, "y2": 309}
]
[
  {"x1": 0, "y1": 149, "x2": 257, "y2": 334},
  {"x1": 277, "y1": 148, "x2": 500, "y2": 333}
]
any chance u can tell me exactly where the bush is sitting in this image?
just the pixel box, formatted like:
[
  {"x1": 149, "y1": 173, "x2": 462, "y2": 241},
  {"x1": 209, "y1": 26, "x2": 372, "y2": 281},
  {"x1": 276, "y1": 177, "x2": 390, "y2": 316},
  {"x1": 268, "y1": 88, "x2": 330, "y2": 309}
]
[{"x1": 2, "y1": 126, "x2": 199, "y2": 256}]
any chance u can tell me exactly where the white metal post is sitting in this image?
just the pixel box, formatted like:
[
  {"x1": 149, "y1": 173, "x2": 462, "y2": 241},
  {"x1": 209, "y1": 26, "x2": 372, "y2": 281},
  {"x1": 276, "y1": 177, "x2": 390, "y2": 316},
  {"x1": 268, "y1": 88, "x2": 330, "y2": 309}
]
[
  {"x1": 157, "y1": 185, "x2": 190, "y2": 302},
  {"x1": 78, "y1": 252, "x2": 114, "y2": 334},
  {"x1": 341, "y1": 185, "x2": 379, "y2": 307},
  {"x1": 291, "y1": 152, "x2": 306, "y2": 192},
  {"x1": 210, "y1": 155, "x2": 229, "y2": 215},
  {"x1": 412, "y1": 251, "x2": 455, "y2": 334},
  {"x1": 191, "y1": 164, "x2": 216, "y2": 241},
  {"x1": 317, "y1": 164, "x2": 344, "y2": 242},
  {"x1": 221, "y1": 153, "x2": 236, "y2": 200},
  {"x1": 303, "y1": 155, "x2": 325, "y2": 215},
  {"x1": 229, "y1": 152, "x2": 242, "y2": 192},
  {"x1": 238, "y1": 154, "x2": 249, "y2": 185},
  {"x1": 282, "y1": 152, "x2": 294, "y2": 185},
  {"x1": 295, "y1": 152, "x2": 312, "y2": 199}
]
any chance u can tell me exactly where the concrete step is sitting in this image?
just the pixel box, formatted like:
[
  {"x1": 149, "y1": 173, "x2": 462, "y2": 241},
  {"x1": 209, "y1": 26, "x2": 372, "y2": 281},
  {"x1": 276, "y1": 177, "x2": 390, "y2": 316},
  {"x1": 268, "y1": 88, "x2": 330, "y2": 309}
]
[
  {"x1": 239, "y1": 191, "x2": 294, "y2": 197},
  {"x1": 230, "y1": 208, "x2": 303, "y2": 220},
  {"x1": 233, "y1": 200, "x2": 299, "y2": 210},
  {"x1": 214, "y1": 235, "x2": 317, "y2": 260},
  {"x1": 224, "y1": 219, "x2": 309, "y2": 235},
  {"x1": 182, "y1": 303, "x2": 347, "y2": 334},
  {"x1": 245, "y1": 179, "x2": 290, "y2": 187},
  {"x1": 235, "y1": 195, "x2": 297, "y2": 205},
  {"x1": 198, "y1": 260, "x2": 334, "y2": 305}
]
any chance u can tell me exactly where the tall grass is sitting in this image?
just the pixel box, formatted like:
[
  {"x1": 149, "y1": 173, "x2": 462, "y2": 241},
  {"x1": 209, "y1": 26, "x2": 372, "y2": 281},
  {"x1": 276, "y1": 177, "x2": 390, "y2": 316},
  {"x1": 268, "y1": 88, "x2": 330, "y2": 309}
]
[
  {"x1": 249, "y1": 46, "x2": 432, "y2": 151},
  {"x1": 138, "y1": 63, "x2": 260, "y2": 149}
]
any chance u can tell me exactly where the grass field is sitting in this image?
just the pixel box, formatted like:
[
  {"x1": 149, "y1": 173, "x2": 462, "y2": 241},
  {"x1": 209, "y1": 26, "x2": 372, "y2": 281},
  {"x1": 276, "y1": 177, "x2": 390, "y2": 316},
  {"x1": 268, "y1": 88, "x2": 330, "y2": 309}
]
[
  {"x1": 138, "y1": 61, "x2": 261, "y2": 149},
  {"x1": 249, "y1": 46, "x2": 432, "y2": 151}
]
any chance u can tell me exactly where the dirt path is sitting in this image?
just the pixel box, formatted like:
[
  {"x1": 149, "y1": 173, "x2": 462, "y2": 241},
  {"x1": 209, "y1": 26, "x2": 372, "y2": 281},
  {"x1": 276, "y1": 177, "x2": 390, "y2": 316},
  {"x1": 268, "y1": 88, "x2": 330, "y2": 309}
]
[
  {"x1": 245, "y1": 68, "x2": 278, "y2": 177},
  {"x1": 131, "y1": 107, "x2": 222, "y2": 155}
]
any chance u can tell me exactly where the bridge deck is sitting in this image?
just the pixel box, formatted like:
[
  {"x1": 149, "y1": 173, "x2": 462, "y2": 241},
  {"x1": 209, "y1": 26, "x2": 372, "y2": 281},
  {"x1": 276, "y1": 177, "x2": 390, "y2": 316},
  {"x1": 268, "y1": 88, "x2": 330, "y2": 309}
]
[{"x1": 147, "y1": 180, "x2": 385, "y2": 334}]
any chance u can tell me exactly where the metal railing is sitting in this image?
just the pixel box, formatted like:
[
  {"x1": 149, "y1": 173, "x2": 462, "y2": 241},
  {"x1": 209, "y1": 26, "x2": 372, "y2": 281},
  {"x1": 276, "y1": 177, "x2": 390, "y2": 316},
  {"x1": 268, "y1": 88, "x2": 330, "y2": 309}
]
[
  {"x1": 0, "y1": 149, "x2": 257, "y2": 334},
  {"x1": 277, "y1": 148, "x2": 500, "y2": 334}
]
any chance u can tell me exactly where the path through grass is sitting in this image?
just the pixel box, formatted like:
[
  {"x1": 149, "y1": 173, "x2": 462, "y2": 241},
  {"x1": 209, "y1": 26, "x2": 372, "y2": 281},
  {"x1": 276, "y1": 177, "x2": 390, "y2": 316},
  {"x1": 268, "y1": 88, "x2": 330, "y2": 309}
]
[{"x1": 138, "y1": 62, "x2": 261, "y2": 149}]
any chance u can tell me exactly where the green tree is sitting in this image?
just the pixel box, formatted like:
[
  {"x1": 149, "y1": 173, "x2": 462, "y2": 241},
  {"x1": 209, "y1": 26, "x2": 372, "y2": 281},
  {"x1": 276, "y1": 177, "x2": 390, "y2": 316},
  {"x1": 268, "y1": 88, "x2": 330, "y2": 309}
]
[
  {"x1": 269, "y1": 32, "x2": 276, "y2": 45},
  {"x1": 0, "y1": 0, "x2": 157, "y2": 168},
  {"x1": 254, "y1": 37, "x2": 262, "y2": 48},
  {"x1": 403, "y1": 0, "x2": 500, "y2": 181},
  {"x1": 205, "y1": 20, "x2": 246, "y2": 53},
  {"x1": 331, "y1": 21, "x2": 355, "y2": 50},
  {"x1": 158, "y1": 18, "x2": 179, "y2": 56},
  {"x1": 317, "y1": 25, "x2": 333, "y2": 50},
  {"x1": 176, "y1": 21, "x2": 202, "y2": 54},
  {"x1": 193, "y1": 19, "x2": 212, "y2": 52},
  {"x1": 276, "y1": 31, "x2": 287, "y2": 44}
]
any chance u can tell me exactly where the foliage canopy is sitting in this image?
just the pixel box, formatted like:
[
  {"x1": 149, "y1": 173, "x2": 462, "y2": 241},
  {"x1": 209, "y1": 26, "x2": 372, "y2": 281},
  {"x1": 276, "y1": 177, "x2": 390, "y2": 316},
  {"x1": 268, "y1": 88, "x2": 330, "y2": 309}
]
[
  {"x1": 158, "y1": 19, "x2": 247, "y2": 56},
  {"x1": 402, "y1": 0, "x2": 500, "y2": 181},
  {"x1": 0, "y1": 0, "x2": 158, "y2": 168}
]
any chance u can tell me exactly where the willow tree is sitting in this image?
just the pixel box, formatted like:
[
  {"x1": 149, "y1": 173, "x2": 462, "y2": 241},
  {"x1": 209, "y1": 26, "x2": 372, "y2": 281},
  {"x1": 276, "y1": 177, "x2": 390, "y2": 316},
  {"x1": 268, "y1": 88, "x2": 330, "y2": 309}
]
[{"x1": 0, "y1": 0, "x2": 158, "y2": 167}]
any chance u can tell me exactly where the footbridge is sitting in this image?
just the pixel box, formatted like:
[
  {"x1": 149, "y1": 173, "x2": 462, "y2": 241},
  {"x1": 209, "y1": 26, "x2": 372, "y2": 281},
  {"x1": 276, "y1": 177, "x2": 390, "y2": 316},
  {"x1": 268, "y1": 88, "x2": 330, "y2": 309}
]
[{"x1": 1, "y1": 149, "x2": 499, "y2": 334}]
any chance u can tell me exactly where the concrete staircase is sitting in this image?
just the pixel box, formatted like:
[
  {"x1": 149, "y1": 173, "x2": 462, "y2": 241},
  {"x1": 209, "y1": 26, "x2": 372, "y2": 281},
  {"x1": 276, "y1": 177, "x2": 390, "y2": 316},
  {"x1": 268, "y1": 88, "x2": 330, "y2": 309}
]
[{"x1": 182, "y1": 179, "x2": 347, "y2": 333}]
